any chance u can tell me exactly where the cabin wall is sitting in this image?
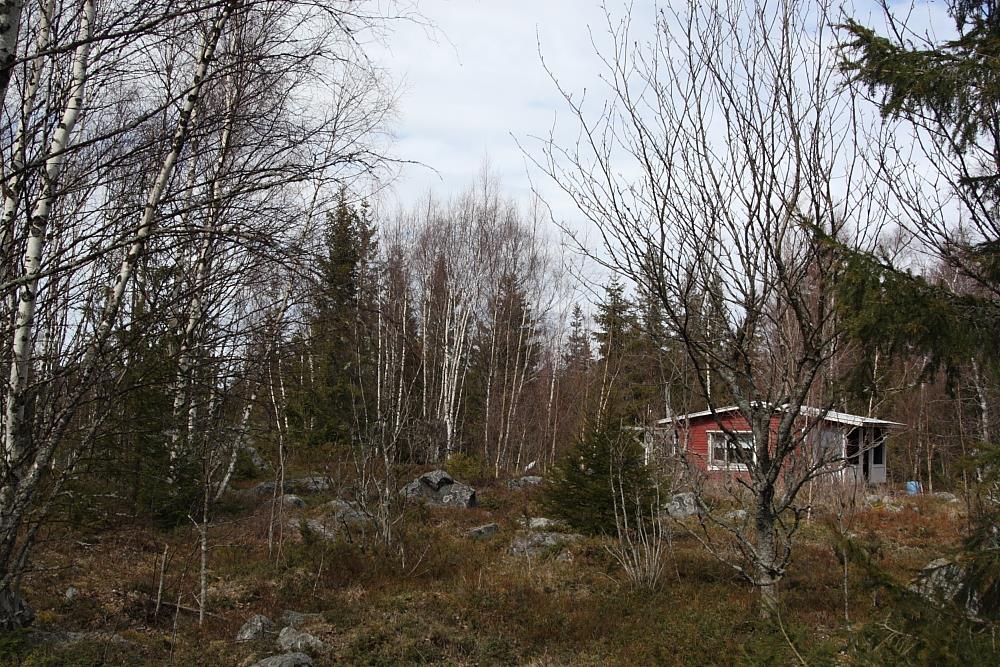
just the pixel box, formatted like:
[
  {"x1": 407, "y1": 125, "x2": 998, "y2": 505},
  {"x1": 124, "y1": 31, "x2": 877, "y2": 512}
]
[
  {"x1": 679, "y1": 413, "x2": 782, "y2": 475},
  {"x1": 676, "y1": 413, "x2": 888, "y2": 484}
]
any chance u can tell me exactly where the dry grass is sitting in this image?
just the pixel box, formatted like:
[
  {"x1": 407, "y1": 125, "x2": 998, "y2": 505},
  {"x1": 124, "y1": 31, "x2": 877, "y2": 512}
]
[{"x1": 0, "y1": 478, "x2": 969, "y2": 666}]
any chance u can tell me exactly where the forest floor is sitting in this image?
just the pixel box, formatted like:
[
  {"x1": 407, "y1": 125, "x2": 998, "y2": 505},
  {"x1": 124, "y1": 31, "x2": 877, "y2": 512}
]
[{"x1": 0, "y1": 470, "x2": 967, "y2": 666}]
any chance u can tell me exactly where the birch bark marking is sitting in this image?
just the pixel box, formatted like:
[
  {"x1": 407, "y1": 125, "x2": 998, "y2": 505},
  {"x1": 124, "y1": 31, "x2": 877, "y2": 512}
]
[
  {"x1": 1, "y1": 0, "x2": 54, "y2": 308},
  {"x1": 0, "y1": 0, "x2": 24, "y2": 110},
  {"x1": 1, "y1": 0, "x2": 238, "y2": 555},
  {"x1": 4, "y1": 0, "x2": 93, "y2": 469}
]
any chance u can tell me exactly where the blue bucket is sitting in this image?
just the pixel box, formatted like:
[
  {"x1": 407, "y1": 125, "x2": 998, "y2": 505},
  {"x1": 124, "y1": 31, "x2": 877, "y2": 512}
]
[{"x1": 905, "y1": 480, "x2": 922, "y2": 495}]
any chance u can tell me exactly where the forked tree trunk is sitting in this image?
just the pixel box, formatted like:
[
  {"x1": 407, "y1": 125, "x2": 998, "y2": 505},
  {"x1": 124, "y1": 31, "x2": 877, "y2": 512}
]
[{"x1": 0, "y1": 585, "x2": 32, "y2": 630}]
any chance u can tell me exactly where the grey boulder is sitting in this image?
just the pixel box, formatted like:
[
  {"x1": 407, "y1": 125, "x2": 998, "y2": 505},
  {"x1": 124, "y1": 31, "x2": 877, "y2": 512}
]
[
  {"x1": 507, "y1": 475, "x2": 543, "y2": 490},
  {"x1": 400, "y1": 470, "x2": 477, "y2": 508},
  {"x1": 519, "y1": 517, "x2": 563, "y2": 531},
  {"x1": 288, "y1": 500, "x2": 370, "y2": 541},
  {"x1": 279, "y1": 610, "x2": 323, "y2": 628},
  {"x1": 236, "y1": 613, "x2": 273, "y2": 642},
  {"x1": 324, "y1": 499, "x2": 369, "y2": 528},
  {"x1": 914, "y1": 558, "x2": 980, "y2": 616},
  {"x1": 250, "y1": 653, "x2": 314, "y2": 667},
  {"x1": 666, "y1": 492, "x2": 704, "y2": 518},
  {"x1": 509, "y1": 531, "x2": 582, "y2": 558},
  {"x1": 280, "y1": 494, "x2": 305, "y2": 509},
  {"x1": 291, "y1": 476, "x2": 333, "y2": 494},
  {"x1": 240, "y1": 476, "x2": 333, "y2": 499},
  {"x1": 467, "y1": 523, "x2": 500, "y2": 540},
  {"x1": 277, "y1": 626, "x2": 327, "y2": 653}
]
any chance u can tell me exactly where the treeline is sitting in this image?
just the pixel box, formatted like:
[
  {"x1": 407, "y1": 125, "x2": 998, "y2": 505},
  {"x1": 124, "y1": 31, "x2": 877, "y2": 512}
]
[{"x1": 246, "y1": 177, "x2": 715, "y2": 483}]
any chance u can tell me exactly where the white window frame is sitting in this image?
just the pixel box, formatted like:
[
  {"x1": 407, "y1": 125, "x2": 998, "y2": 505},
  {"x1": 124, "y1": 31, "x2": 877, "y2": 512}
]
[{"x1": 707, "y1": 430, "x2": 754, "y2": 471}]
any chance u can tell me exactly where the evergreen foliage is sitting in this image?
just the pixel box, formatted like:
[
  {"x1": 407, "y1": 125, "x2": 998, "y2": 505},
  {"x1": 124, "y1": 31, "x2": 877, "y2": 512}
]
[
  {"x1": 543, "y1": 421, "x2": 654, "y2": 535},
  {"x1": 287, "y1": 191, "x2": 376, "y2": 451},
  {"x1": 81, "y1": 325, "x2": 203, "y2": 527},
  {"x1": 564, "y1": 303, "x2": 592, "y2": 372},
  {"x1": 593, "y1": 279, "x2": 636, "y2": 361},
  {"x1": 592, "y1": 280, "x2": 662, "y2": 422},
  {"x1": 839, "y1": 2, "x2": 1000, "y2": 652},
  {"x1": 843, "y1": 530, "x2": 1000, "y2": 665},
  {"x1": 840, "y1": 1, "x2": 1000, "y2": 164},
  {"x1": 834, "y1": 246, "x2": 1000, "y2": 386}
]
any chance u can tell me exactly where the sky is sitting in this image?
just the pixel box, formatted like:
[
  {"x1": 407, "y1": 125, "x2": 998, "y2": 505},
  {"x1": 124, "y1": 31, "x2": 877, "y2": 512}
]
[
  {"x1": 372, "y1": 0, "x2": 650, "y2": 232},
  {"x1": 370, "y1": 0, "x2": 956, "y2": 259}
]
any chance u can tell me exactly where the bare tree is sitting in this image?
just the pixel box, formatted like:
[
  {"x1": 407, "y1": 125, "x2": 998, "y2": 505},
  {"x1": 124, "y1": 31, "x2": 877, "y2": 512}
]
[
  {"x1": 0, "y1": 0, "x2": 400, "y2": 628},
  {"x1": 532, "y1": 0, "x2": 890, "y2": 613}
]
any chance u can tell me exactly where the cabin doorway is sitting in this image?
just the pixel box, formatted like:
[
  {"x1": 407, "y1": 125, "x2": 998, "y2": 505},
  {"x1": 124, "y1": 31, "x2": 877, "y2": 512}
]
[{"x1": 845, "y1": 427, "x2": 887, "y2": 484}]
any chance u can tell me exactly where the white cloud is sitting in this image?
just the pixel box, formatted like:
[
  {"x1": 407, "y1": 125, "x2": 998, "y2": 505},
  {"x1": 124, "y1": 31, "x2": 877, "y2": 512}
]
[{"x1": 372, "y1": 0, "x2": 645, "y2": 233}]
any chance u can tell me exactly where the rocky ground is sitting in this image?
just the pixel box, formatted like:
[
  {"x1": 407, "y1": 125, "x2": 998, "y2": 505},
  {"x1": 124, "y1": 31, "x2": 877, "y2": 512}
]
[{"x1": 0, "y1": 469, "x2": 969, "y2": 666}]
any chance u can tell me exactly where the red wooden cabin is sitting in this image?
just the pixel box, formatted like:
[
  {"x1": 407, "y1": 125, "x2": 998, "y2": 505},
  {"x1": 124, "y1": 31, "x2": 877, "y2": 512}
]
[{"x1": 651, "y1": 405, "x2": 904, "y2": 484}]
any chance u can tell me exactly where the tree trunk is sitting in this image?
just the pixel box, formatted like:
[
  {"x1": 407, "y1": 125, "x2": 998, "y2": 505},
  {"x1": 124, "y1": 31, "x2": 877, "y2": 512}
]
[
  {"x1": 755, "y1": 487, "x2": 780, "y2": 616},
  {"x1": 0, "y1": 582, "x2": 33, "y2": 629},
  {"x1": 0, "y1": 0, "x2": 24, "y2": 110}
]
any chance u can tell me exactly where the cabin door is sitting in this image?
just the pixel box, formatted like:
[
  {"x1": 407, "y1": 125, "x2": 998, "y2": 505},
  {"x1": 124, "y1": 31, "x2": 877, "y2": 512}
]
[{"x1": 868, "y1": 428, "x2": 887, "y2": 484}]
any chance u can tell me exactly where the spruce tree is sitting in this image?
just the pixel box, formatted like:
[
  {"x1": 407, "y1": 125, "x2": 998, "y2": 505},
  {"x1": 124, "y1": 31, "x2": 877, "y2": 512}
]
[
  {"x1": 289, "y1": 191, "x2": 376, "y2": 450},
  {"x1": 839, "y1": 0, "x2": 1000, "y2": 635},
  {"x1": 543, "y1": 420, "x2": 653, "y2": 535},
  {"x1": 564, "y1": 303, "x2": 592, "y2": 372},
  {"x1": 592, "y1": 279, "x2": 653, "y2": 422}
]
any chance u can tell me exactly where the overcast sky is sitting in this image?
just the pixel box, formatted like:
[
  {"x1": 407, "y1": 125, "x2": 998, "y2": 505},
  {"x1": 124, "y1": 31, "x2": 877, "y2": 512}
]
[
  {"x1": 373, "y1": 0, "x2": 652, "y2": 231},
  {"x1": 371, "y1": 0, "x2": 952, "y2": 245}
]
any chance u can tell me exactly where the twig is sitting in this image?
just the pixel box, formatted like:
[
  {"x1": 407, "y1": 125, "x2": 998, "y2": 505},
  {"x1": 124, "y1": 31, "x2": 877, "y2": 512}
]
[
  {"x1": 154, "y1": 544, "x2": 169, "y2": 619},
  {"x1": 159, "y1": 598, "x2": 224, "y2": 619},
  {"x1": 776, "y1": 606, "x2": 809, "y2": 667}
]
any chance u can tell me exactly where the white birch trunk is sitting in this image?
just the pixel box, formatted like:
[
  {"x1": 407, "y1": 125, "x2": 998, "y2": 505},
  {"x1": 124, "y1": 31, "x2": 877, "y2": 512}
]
[
  {"x1": 169, "y1": 94, "x2": 235, "y2": 477},
  {"x1": 0, "y1": 0, "x2": 53, "y2": 289},
  {"x1": 4, "y1": 0, "x2": 93, "y2": 469},
  {"x1": 1, "y1": 0, "x2": 235, "y2": 586},
  {"x1": 0, "y1": 0, "x2": 24, "y2": 109}
]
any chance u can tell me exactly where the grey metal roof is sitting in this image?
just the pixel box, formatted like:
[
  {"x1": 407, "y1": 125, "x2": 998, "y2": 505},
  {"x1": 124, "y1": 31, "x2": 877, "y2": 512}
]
[{"x1": 655, "y1": 404, "x2": 905, "y2": 429}]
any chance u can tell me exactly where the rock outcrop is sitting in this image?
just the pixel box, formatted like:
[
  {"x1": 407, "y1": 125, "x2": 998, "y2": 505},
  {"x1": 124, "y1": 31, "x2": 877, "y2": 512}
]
[
  {"x1": 509, "y1": 531, "x2": 582, "y2": 558},
  {"x1": 236, "y1": 614, "x2": 273, "y2": 642},
  {"x1": 400, "y1": 470, "x2": 477, "y2": 508}
]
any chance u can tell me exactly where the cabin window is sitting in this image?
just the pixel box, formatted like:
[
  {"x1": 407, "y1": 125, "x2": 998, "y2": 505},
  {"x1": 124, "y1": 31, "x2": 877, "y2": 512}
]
[{"x1": 708, "y1": 431, "x2": 754, "y2": 470}]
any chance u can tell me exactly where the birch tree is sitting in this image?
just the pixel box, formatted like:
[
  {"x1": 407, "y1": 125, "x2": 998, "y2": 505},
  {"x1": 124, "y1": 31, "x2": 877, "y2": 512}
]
[
  {"x1": 0, "y1": 0, "x2": 399, "y2": 629},
  {"x1": 533, "y1": 0, "x2": 891, "y2": 613}
]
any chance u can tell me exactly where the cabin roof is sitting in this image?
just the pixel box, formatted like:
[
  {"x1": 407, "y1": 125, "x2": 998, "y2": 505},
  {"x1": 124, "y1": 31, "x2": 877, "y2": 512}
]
[{"x1": 655, "y1": 404, "x2": 905, "y2": 429}]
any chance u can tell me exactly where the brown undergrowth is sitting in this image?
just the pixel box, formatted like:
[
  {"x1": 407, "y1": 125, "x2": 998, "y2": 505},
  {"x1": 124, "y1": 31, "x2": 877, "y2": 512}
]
[{"x1": 0, "y1": 476, "x2": 967, "y2": 666}]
